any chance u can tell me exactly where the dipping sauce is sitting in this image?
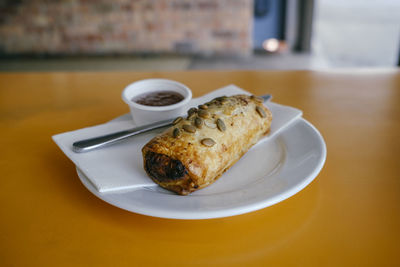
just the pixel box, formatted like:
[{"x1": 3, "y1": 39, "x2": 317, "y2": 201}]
[{"x1": 132, "y1": 91, "x2": 184, "y2": 106}]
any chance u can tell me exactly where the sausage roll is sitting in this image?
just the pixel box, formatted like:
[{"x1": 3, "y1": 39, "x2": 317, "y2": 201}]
[{"x1": 141, "y1": 94, "x2": 272, "y2": 195}]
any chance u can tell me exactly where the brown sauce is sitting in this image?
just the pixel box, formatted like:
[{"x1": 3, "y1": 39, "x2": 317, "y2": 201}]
[{"x1": 132, "y1": 91, "x2": 184, "y2": 106}]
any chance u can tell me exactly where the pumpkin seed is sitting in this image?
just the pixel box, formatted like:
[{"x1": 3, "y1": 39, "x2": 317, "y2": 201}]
[
  {"x1": 173, "y1": 116, "x2": 183, "y2": 125},
  {"x1": 172, "y1": 128, "x2": 180, "y2": 138},
  {"x1": 256, "y1": 106, "x2": 266, "y2": 118},
  {"x1": 251, "y1": 95, "x2": 264, "y2": 103},
  {"x1": 194, "y1": 117, "x2": 203, "y2": 128},
  {"x1": 188, "y1": 107, "x2": 197, "y2": 116},
  {"x1": 182, "y1": 124, "x2": 196, "y2": 133},
  {"x1": 198, "y1": 104, "x2": 208, "y2": 110},
  {"x1": 198, "y1": 109, "x2": 210, "y2": 118},
  {"x1": 201, "y1": 138, "x2": 216, "y2": 147},
  {"x1": 215, "y1": 96, "x2": 227, "y2": 101},
  {"x1": 216, "y1": 118, "x2": 226, "y2": 132},
  {"x1": 204, "y1": 120, "x2": 217, "y2": 129},
  {"x1": 187, "y1": 112, "x2": 196, "y2": 120}
]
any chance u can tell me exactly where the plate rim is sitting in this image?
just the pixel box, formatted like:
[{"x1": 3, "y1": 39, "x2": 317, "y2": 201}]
[{"x1": 76, "y1": 117, "x2": 327, "y2": 220}]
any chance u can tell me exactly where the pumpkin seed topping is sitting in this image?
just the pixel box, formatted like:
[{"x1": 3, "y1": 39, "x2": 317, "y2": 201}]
[
  {"x1": 172, "y1": 128, "x2": 180, "y2": 138},
  {"x1": 251, "y1": 95, "x2": 264, "y2": 103},
  {"x1": 256, "y1": 106, "x2": 266, "y2": 118},
  {"x1": 198, "y1": 104, "x2": 208, "y2": 110},
  {"x1": 173, "y1": 117, "x2": 183, "y2": 125},
  {"x1": 188, "y1": 107, "x2": 197, "y2": 116},
  {"x1": 201, "y1": 138, "x2": 216, "y2": 147},
  {"x1": 216, "y1": 118, "x2": 226, "y2": 132},
  {"x1": 198, "y1": 109, "x2": 210, "y2": 118},
  {"x1": 194, "y1": 117, "x2": 203, "y2": 128},
  {"x1": 182, "y1": 124, "x2": 196, "y2": 133},
  {"x1": 204, "y1": 120, "x2": 217, "y2": 129},
  {"x1": 187, "y1": 112, "x2": 196, "y2": 120}
]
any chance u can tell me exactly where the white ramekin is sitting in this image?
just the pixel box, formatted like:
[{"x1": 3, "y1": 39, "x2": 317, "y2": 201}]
[{"x1": 122, "y1": 79, "x2": 192, "y2": 125}]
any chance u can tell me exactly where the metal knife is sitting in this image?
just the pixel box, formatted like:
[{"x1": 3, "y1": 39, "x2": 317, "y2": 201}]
[{"x1": 72, "y1": 94, "x2": 272, "y2": 153}]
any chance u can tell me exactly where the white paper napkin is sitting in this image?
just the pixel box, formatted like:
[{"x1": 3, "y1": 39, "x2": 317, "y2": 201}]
[{"x1": 52, "y1": 85, "x2": 302, "y2": 193}]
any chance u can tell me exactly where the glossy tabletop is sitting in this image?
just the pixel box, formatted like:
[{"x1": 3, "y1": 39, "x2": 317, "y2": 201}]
[{"x1": 1, "y1": 70, "x2": 399, "y2": 266}]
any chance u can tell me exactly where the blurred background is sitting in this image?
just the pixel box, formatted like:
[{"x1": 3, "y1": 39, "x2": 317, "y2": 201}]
[{"x1": 0, "y1": 0, "x2": 399, "y2": 71}]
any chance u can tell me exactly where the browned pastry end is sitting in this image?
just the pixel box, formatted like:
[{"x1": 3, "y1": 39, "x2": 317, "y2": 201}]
[{"x1": 142, "y1": 94, "x2": 272, "y2": 195}]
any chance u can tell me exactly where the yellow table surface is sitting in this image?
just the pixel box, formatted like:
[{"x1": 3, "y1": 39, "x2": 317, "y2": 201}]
[{"x1": 1, "y1": 70, "x2": 399, "y2": 266}]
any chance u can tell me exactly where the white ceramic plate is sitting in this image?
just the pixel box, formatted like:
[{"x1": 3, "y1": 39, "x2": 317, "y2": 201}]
[{"x1": 76, "y1": 117, "x2": 326, "y2": 219}]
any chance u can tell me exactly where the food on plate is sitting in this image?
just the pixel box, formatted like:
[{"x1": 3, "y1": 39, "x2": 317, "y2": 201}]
[{"x1": 141, "y1": 94, "x2": 272, "y2": 195}]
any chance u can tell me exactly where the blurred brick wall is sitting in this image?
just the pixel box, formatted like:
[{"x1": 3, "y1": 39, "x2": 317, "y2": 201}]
[{"x1": 0, "y1": 0, "x2": 253, "y2": 56}]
